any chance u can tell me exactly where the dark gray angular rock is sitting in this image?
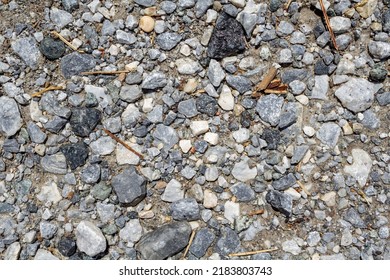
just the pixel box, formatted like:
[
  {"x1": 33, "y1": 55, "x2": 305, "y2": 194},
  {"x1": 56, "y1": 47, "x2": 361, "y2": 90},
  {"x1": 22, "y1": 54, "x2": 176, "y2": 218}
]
[
  {"x1": 112, "y1": 167, "x2": 146, "y2": 206},
  {"x1": 279, "y1": 102, "x2": 298, "y2": 130},
  {"x1": 70, "y1": 108, "x2": 102, "y2": 137},
  {"x1": 369, "y1": 66, "x2": 387, "y2": 82},
  {"x1": 281, "y1": 69, "x2": 309, "y2": 84},
  {"x1": 58, "y1": 238, "x2": 77, "y2": 257},
  {"x1": 226, "y1": 75, "x2": 252, "y2": 94},
  {"x1": 40, "y1": 37, "x2": 65, "y2": 60},
  {"x1": 270, "y1": 0, "x2": 282, "y2": 12},
  {"x1": 156, "y1": 33, "x2": 182, "y2": 50},
  {"x1": 141, "y1": 72, "x2": 167, "y2": 90},
  {"x1": 344, "y1": 208, "x2": 366, "y2": 228},
  {"x1": 0, "y1": 203, "x2": 15, "y2": 214},
  {"x1": 376, "y1": 92, "x2": 390, "y2": 106},
  {"x1": 230, "y1": 183, "x2": 256, "y2": 202},
  {"x1": 196, "y1": 94, "x2": 218, "y2": 117},
  {"x1": 27, "y1": 121, "x2": 47, "y2": 144},
  {"x1": 189, "y1": 228, "x2": 215, "y2": 258},
  {"x1": 2, "y1": 139, "x2": 20, "y2": 153},
  {"x1": 272, "y1": 173, "x2": 296, "y2": 191},
  {"x1": 291, "y1": 145, "x2": 309, "y2": 164},
  {"x1": 215, "y1": 227, "x2": 241, "y2": 256},
  {"x1": 60, "y1": 143, "x2": 89, "y2": 170},
  {"x1": 153, "y1": 124, "x2": 179, "y2": 150},
  {"x1": 266, "y1": 190, "x2": 293, "y2": 217},
  {"x1": 61, "y1": 52, "x2": 96, "y2": 79},
  {"x1": 178, "y1": 99, "x2": 198, "y2": 118},
  {"x1": 314, "y1": 59, "x2": 329, "y2": 75},
  {"x1": 256, "y1": 94, "x2": 284, "y2": 126},
  {"x1": 383, "y1": 10, "x2": 390, "y2": 32},
  {"x1": 80, "y1": 164, "x2": 100, "y2": 184},
  {"x1": 195, "y1": 0, "x2": 213, "y2": 18},
  {"x1": 207, "y1": 12, "x2": 246, "y2": 59},
  {"x1": 136, "y1": 221, "x2": 192, "y2": 260},
  {"x1": 170, "y1": 198, "x2": 200, "y2": 221},
  {"x1": 261, "y1": 128, "x2": 281, "y2": 150},
  {"x1": 40, "y1": 222, "x2": 57, "y2": 239},
  {"x1": 44, "y1": 116, "x2": 67, "y2": 133}
]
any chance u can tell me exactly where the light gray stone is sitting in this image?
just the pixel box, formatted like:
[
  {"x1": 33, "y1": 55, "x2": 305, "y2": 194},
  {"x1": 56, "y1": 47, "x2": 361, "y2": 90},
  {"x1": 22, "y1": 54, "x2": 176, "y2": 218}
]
[
  {"x1": 344, "y1": 148, "x2": 372, "y2": 187},
  {"x1": 41, "y1": 153, "x2": 67, "y2": 174},
  {"x1": 231, "y1": 161, "x2": 257, "y2": 182},
  {"x1": 0, "y1": 96, "x2": 23, "y2": 137},
  {"x1": 11, "y1": 37, "x2": 42, "y2": 70},
  {"x1": 119, "y1": 219, "x2": 143, "y2": 243},
  {"x1": 368, "y1": 40, "x2": 390, "y2": 60},
  {"x1": 316, "y1": 123, "x2": 341, "y2": 148},
  {"x1": 208, "y1": 59, "x2": 225, "y2": 87},
  {"x1": 76, "y1": 221, "x2": 107, "y2": 257}
]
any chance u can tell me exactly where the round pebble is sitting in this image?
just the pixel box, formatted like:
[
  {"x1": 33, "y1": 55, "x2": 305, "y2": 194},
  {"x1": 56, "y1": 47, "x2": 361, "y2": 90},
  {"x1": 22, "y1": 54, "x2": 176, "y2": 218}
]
[
  {"x1": 139, "y1": 16, "x2": 155, "y2": 33},
  {"x1": 39, "y1": 37, "x2": 66, "y2": 60}
]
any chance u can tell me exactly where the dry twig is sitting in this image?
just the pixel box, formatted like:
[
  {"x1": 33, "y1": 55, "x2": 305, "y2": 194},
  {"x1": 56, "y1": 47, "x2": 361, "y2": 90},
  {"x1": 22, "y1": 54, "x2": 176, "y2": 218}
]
[
  {"x1": 264, "y1": 88, "x2": 288, "y2": 94},
  {"x1": 351, "y1": 188, "x2": 370, "y2": 205},
  {"x1": 51, "y1": 31, "x2": 84, "y2": 53},
  {"x1": 319, "y1": 0, "x2": 338, "y2": 51},
  {"x1": 81, "y1": 70, "x2": 129, "y2": 75},
  {"x1": 297, "y1": 181, "x2": 310, "y2": 196},
  {"x1": 284, "y1": 0, "x2": 293, "y2": 10},
  {"x1": 31, "y1": 85, "x2": 64, "y2": 98},
  {"x1": 181, "y1": 230, "x2": 196, "y2": 260},
  {"x1": 248, "y1": 209, "x2": 264, "y2": 216},
  {"x1": 228, "y1": 248, "x2": 278, "y2": 257},
  {"x1": 102, "y1": 128, "x2": 144, "y2": 159},
  {"x1": 254, "y1": 66, "x2": 278, "y2": 92}
]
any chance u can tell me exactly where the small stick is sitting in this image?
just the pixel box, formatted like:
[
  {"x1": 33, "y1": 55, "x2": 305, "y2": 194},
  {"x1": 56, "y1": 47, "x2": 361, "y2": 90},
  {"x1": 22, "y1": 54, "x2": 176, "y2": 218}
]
[
  {"x1": 297, "y1": 181, "x2": 310, "y2": 195},
  {"x1": 255, "y1": 67, "x2": 277, "y2": 92},
  {"x1": 102, "y1": 128, "x2": 144, "y2": 159},
  {"x1": 51, "y1": 31, "x2": 84, "y2": 53},
  {"x1": 351, "y1": 188, "x2": 370, "y2": 205},
  {"x1": 264, "y1": 88, "x2": 288, "y2": 94},
  {"x1": 248, "y1": 209, "x2": 264, "y2": 216},
  {"x1": 284, "y1": 0, "x2": 293, "y2": 10},
  {"x1": 181, "y1": 230, "x2": 196, "y2": 260},
  {"x1": 228, "y1": 248, "x2": 278, "y2": 257},
  {"x1": 267, "y1": 79, "x2": 282, "y2": 89},
  {"x1": 319, "y1": 0, "x2": 338, "y2": 51},
  {"x1": 31, "y1": 85, "x2": 64, "y2": 98},
  {"x1": 81, "y1": 70, "x2": 129, "y2": 75}
]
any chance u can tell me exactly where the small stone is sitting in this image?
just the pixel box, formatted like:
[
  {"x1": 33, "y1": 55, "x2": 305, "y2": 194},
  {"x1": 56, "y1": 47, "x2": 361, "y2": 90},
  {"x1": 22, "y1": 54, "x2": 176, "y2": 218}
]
[
  {"x1": 224, "y1": 200, "x2": 240, "y2": 224},
  {"x1": 189, "y1": 228, "x2": 215, "y2": 258},
  {"x1": 344, "y1": 148, "x2": 372, "y2": 187},
  {"x1": 34, "y1": 249, "x2": 59, "y2": 260},
  {"x1": 37, "y1": 181, "x2": 62, "y2": 204},
  {"x1": 232, "y1": 128, "x2": 250, "y2": 143},
  {"x1": 176, "y1": 58, "x2": 201, "y2": 75},
  {"x1": 320, "y1": 191, "x2": 337, "y2": 207},
  {"x1": 116, "y1": 30, "x2": 136, "y2": 45},
  {"x1": 116, "y1": 142, "x2": 141, "y2": 165},
  {"x1": 369, "y1": 66, "x2": 387, "y2": 82},
  {"x1": 266, "y1": 190, "x2": 293, "y2": 217},
  {"x1": 226, "y1": 75, "x2": 252, "y2": 94},
  {"x1": 156, "y1": 33, "x2": 182, "y2": 50},
  {"x1": 205, "y1": 166, "x2": 219, "y2": 181},
  {"x1": 230, "y1": 183, "x2": 255, "y2": 202},
  {"x1": 170, "y1": 198, "x2": 200, "y2": 221},
  {"x1": 61, "y1": 52, "x2": 96, "y2": 79},
  {"x1": 91, "y1": 182, "x2": 112, "y2": 201},
  {"x1": 344, "y1": 208, "x2": 366, "y2": 228},
  {"x1": 40, "y1": 37, "x2": 65, "y2": 60},
  {"x1": 139, "y1": 16, "x2": 155, "y2": 32},
  {"x1": 162, "y1": 179, "x2": 184, "y2": 202},
  {"x1": 261, "y1": 128, "x2": 281, "y2": 150},
  {"x1": 218, "y1": 85, "x2": 235, "y2": 111},
  {"x1": 316, "y1": 123, "x2": 341, "y2": 148},
  {"x1": 76, "y1": 221, "x2": 107, "y2": 257},
  {"x1": 183, "y1": 78, "x2": 198, "y2": 93},
  {"x1": 208, "y1": 59, "x2": 225, "y2": 87},
  {"x1": 12, "y1": 37, "x2": 42, "y2": 69},
  {"x1": 368, "y1": 41, "x2": 390, "y2": 60},
  {"x1": 196, "y1": 94, "x2": 218, "y2": 116},
  {"x1": 112, "y1": 167, "x2": 146, "y2": 206},
  {"x1": 122, "y1": 104, "x2": 141, "y2": 128},
  {"x1": 50, "y1": 7, "x2": 73, "y2": 29},
  {"x1": 153, "y1": 124, "x2": 179, "y2": 150},
  {"x1": 272, "y1": 173, "x2": 296, "y2": 191},
  {"x1": 256, "y1": 94, "x2": 284, "y2": 126},
  {"x1": 203, "y1": 189, "x2": 218, "y2": 208},
  {"x1": 231, "y1": 161, "x2": 257, "y2": 182},
  {"x1": 307, "y1": 231, "x2": 321, "y2": 247},
  {"x1": 120, "y1": 84, "x2": 143, "y2": 103},
  {"x1": 141, "y1": 71, "x2": 167, "y2": 90},
  {"x1": 278, "y1": 48, "x2": 293, "y2": 64},
  {"x1": 136, "y1": 221, "x2": 192, "y2": 260},
  {"x1": 303, "y1": 126, "x2": 316, "y2": 137},
  {"x1": 27, "y1": 122, "x2": 47, "y2": 144},
  {"x1": 40, "y1": 221, "x2": 57, "y2": 239},
  {"x1": 282, "y1": 239, "x2": 301, "y2": 255},
  {"x1": 178, "y1": 99, "x2": 198, "y2": 118},
  {"x1": 62, "y1": 0, "x2": 79, "y2": 12},
  {"x1": 80, "y1": 164, "x2": 100, "y2": 184},
  {"x1": 179, "y1": 140, "x2": 192, "y2": 153},
  {"x1": 4, "y1": 242, "x2": 21, "y2": 260},
  {"x1": 340, "y1": 229, "x2": 353, "y2": 246},
  {"x1": 329, "y1": 17, "x2": 351, "y2": 34},
  {"x1": 0, "y1": 96, "x2": 23, "y2": 137},
  {"x1": 119, "y1": 219, "x2": 143, "y2": 243},
  {"x1": 90, "y1": 136, "x2": 116, "y2": 155},
  {"x1": 311, "y1": 75, "x2": 329, "y2": 100},
  {"x1": 291, "y1": 145, "x2": 309, "y2": 164},
  {"x1": 60, "y1": 143, "x2": 89, "y2": 170},
  {"x1": 161, "y1": 1, "x2": 177, "y2": 13},
  {"x1": 195, "y1": 0, "x2": 213, "y2": 18},
  {"x1": 190, "y1": 121, "x2": 209, "y2": 136},
  {"x1": 215, "y1": 226, "x2": 241, "y2": 256},
  {"x1": 58, "y1": 238, "x2": 77, "y2": 257},
  {"x1": 181, "y1": 166, "x2": 196, "y2": 179},
  {"x1": 355, "y1": 0, "x2": 377, "y2": 18},
  {"x1": 41, "y1": 153, "x2": 67, "y2": 175}
]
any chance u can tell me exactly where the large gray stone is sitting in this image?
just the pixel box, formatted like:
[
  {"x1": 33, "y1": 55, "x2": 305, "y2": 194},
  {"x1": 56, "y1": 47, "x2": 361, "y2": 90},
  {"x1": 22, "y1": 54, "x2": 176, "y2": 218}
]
[
  {"x1": 0, "y1": 96, "x2": 23, "y2": 137},
  {"x1": 316, "y1": 123, "x2": 341, "y2": 148},
  {"x1": 112, "y1": 167, "x2": 146, "y2": 206},
  {"x1": 136, "y1": 221, "x2": 192, "y2": 260},
  {"x1": 61, "y1": 52, "x2": 96, "y2": 78},
  {"x1": 153, "y1": 124, "x2": 179, "y2": 150},
  {"x1": 256, "y1": 94, "x2": 284, "y2": 126},
  {"x1": 11, "y1": 37, "x2": 42, "y2": 70},
  {"x1": 76, "y1": 221, "x2": 107, "y2": 257}
]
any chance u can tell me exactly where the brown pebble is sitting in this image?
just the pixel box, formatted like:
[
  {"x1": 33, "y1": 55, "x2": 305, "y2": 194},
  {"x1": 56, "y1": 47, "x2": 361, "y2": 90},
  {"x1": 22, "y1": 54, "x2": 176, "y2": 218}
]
[{"x1": 139, "y1": 16, "x2": 155, "y2": 33}]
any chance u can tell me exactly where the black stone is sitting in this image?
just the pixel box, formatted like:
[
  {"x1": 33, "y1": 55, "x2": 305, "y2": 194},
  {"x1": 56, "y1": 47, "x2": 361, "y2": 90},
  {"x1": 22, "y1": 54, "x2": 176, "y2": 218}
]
[
  {"x1": 241, "y1": 110, "x2": 252, "y2": 128},
  {"x1": 58, "y1": 238, "x2": 77, "y2": 257},
  {"x1": 266, "y1": 190, "x2": 292, "y2": 217},
  {"x1": 61, "y1": 52, "x2": 96, "y2": 79},
  {"x1": 207, "y1": 12, "x2": 246, "y2": 59},
  {"x1": 40, "y1": 37, "x2": 66, "y2": 60},
  {"x1": 313, "y1": 21, "x2": 326, "y2": 38},
  {"x1": 272, "y1": 173, "x2": 297, "y2": 191},
  {"x1": 194, "y1": 140, "x2": 208, "y2": 154},
  {"x1": 70, "y1": 108, "x2": 102, "y2": 137},
  {"x1": 261, "y1": 128, "x2": 281, "y2": 150},
  {"x1": 369, "y1": 67, "x2": 387, "y2": 82},
  {"x1": 196, "y1": 94, "x2": 218, "y2": 117},
  {"x1": 27, "y1": 203, "x2": 38, "y2": 213},
  {"x1": 60, "y1": 143, "x2": 89, "y2": 170},
  {"x1": 314, "y1": 59, "x2": 329, "y2": 75}
]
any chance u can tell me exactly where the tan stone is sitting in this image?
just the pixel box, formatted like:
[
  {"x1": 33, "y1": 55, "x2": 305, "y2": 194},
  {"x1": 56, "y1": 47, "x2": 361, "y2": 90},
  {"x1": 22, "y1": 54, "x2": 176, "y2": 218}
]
[{"x1": 139, "y1": 16, "x2": 155, "y2": 33}]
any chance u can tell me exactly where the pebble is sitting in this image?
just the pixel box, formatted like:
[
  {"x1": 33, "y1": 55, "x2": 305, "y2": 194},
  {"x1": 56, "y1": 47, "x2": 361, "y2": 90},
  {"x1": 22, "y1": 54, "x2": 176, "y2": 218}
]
[
  {"x1": 136, "y1": 221, "x2": 191, "y2": 260},
  {"x1": 272, "y1": 173, "x2": 297, "y2": 191},
  {"x1": 320, "y1": 191, "x2": 337, "y2": 207},
  {"x1": 39, "y1": 37, "x2": 65, "y2": 60},
  {"x1": 60, "y1": 143, "x2": 89, "y2": 170},
  {"x1": 153, "y1": 124, "x2": 179, "y2": 150},
  {"x1": 343, "y1": 208, "x2": 366, "y2": 228},
  {"x1": 11, "y1": 36, "x2": 42, "y2": 70},
  {"x1": 90, "y1": 136, "x2": 116, "y2": 155},
  {"x1": 156, "y1": 33, "x2": 182, "y2": 50},
  {"x1": 225, "y1": 75, "x2": 252, "y2": 94},
  {"x1": 340, "y1": 229, "x2": 353, "y2": 246},
  {"x1": 141, "y1": 71, "x2": 167, "y2": 90},
  {"x1": 266, "y1": 190, "x2": 293, "y2": 217},
  {"x1": 116, "y1": 142, "x2": 141, "y2": 165},
  {"x1": 256, "y1": 94, "x2": 284, "y2": 126},
  {"x1": 40, "y1": 221, "x2": 57, "y2": 239},
  {"x1": 189, "y1": 228, "x2": 215, "y2": 258},
  {"x1": 60, "y1": 52, "x2": 96, "y2": 79},
  {"x1": 311, "y1": 75, "x2": 329, "y2": 100},
  {"x1": 329, "y1": 17, "x2": 351, "y2": 34},
  {"x1": 233, "y1": 128, "x2": 250, "y2": 143},
  {"x1": 62, "y1": 0, "x2": 79, "y2": 12},
  {"x1": 34, "y1": 249, "x2": 59, "y2": 260},
  {"x1": 139, "y1": 16, "x2": 155, "y2": 32},
  {"x1": 112, "y1": 167, "x2": 146, "y2": 206},
  {"x1": 344, "y1": 148, "x2": 372, "y2": 187},
  {"x1": 37, "y1": 181, "x2": 62, "y2": 204},
  {"x1": 316, "y1": 123, "x2": 341, "y2": 148},
  {"x1": 178, "y1": 99, "x2": 198, "y2": 118},
  {"x1": 161, "y1": 179, "x2": 184, "y2": 202},
  {"x1": 204, "y1": 132, "x2": 219, "y2": 145},
  {"x1": 230, "y1": 183, "x2": 255, "y2": 202},
  {"x1": 176, "y1": 58, "x2": 201, "y2": 75},
  {"x1": 368, "y1": 41, "x2": 390, "y2": 60},
  {"x1": 196, "y1": 94, "x2": 218, "y2": 116},
  {"x1": 208, "y1": 59, "x2": 225, "y2": 87},
  {"x1": 0, "y1": 96, "x2": 23, "y2": 137},
  {"x1": 76, "y1": 221, "x2": 107, "y2": 257},
  {"x1": 369, "y1": 66, "x2": 387, "y2": 82},
  {"x1": 50, "y1": 7, "x2": 73, "y2": 29},
  {"x1": 119, "y1": 219, "x2": 143, "y2": 244},
  {"x1": 215, "y1": 226, "x2": 241, "y2": 256},
  {"x1": 41, "y1": 153, "x2": 68, "y2": 175},
  {"x1": 203, "y1": 189, "x2": 218, "y2": 208},
  {"x1": 4, "y1": 242, "x2": 21, "y2": 260},
  {"x1": 170, "y1": 198, "x2": 200, "y2": 221},
  {"x1": 282, "y1": 239, "x2": 301, "y2": 255},
  {"x1": 205, "y1": 166, "x2": 219, "y2": 181},
  {"x1": 190, "y1": 121, "x2": 209, "y2": 136},
  {"x1": 218, "y1": 85, "x2": 235, "y2": 111},
  {"x1": 231, "y1": 161, "x2": 257, "y2": 182},
  {"x1": 27, "y1": 122, "x2": 47, "y2": 144},
  {"x1": 58, "y1": 238, "x2": 77, "y2": 257}
]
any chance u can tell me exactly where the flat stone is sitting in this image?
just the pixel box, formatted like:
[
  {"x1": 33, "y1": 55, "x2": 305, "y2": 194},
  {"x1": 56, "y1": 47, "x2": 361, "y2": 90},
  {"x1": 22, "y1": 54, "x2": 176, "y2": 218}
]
[
  {"x1": 50, "y1": 7, "x2": 73, "y2": 29},
  {"x1": 0, "y1": 96, "x2": 23, "y2": 137},
  {"x1": 4, "y1": 242, "x2": 21, "y2": 260},
  {"x1": 307, "y1": 231, "x2": 321, "y2": 247},
  {"x1": 329, "y1": 16, "x2": 351, "y2": 34},
  {"x1": 60, "y1": 143, "x2": 89, "y2": 170},
  {"x1": 205, "y1": 166, "x2": 219, "y2": 182},
  {"x1": 116, "y1": 142, "x2": 141, "y2": 165},
  {"x1": 141, "y1": 71, "x2": 167, "y2": 90},
  {"x1": 196, "y1": 94, "x2": 218, "y2": 117},
  {"x1": 41, "y1": 153, "x2": 67, "y2": 174},
  {"x1": 215, "y1": 226, "x2": 241, "y2": 256},
  {"x1": 161, "y1": 179, "x2": 184, "y2": 202},
  {"x1": 207, "y1": 12, "x2": 246, "y2": 59},
  {"x1": 233, "y1": 128, "x2": 250, "y2": 143},
  {"x1": 272, "y1": 173, "x2": 296, "y2": 191},
  {"x1": 153, "y1": 124, "x2": 179, "y2": 150},
  {"x1": 231, "y1": 161, "x2": 257, "y2": 182},
  {"x1": 266, "y1": 190, "x2": 293, "y2": 217},
  {"x1": 39, "y1": 37, "x2": 65, "y2": 60},
  {"x1": 120, "y1": 84, "x2": 142, "y2": 103},
  {"x1": 90, "y1": 182, "x2": 112, "y2": 201},
  {"x1": 112, "y1": 167, "x2": 146, "y2": 206},
  {"x1": 76, "y1": 221, "x2": 107, "y2": 257},
  {"x1": 11, "y1": 36, "x2": 42, "y2": 70},
  {"x1": 256, "y1": 94, "x2": 284, "y2": 126},
  {"x1": 136, "y1": 221, "x2": 191, "y2": 260},
  {"x1": 341, "y1": 228, "x2": 353, "y2": 246},
  {"x1": 344, "y1": 148, "x2": 372, "y2": 187},
  {"x1": 176, "y1": 58, "x2": 201, "y2": 75},
  {"x1": 61, "y1": 52, "x2": 96, "y2": 79},
  {"x1": 279, "y1": 102, "x2": 299, "y2": 130},
  {"x1": 344, "y1": 208, "x2": 366, "y2": 228},
  {"x1": 230, "y1": 183, "x2": 255, "y2": 202},
  {"x1": 62, "y1": 0, "x2": 79, "y2": 12},
  {"x1": 311, "y1": 75, "x2": 329, "y2": 100},
  {"x1": 189, "y1": 228, "x2": 215, "y2": 258},
  {"x1": 122, "y1": 104, "x2": 141, "y2": 128},
  {"x1": 226, "y1": 75, "x2": 252, "y2": 94},
  {"x1": 181, "y1": 166, "x2": 197, "y2": 179},
  {"x1": 356, "y1": 0, "x2": 378, "y2": 18},
  {"x1": 116, "y1": 30, "x2": 136, "y2": 45},
  {"x1": 170, "y1": 198, "x2": 200, "y2": 221},
  {"x1": 208, "y1": 59, "x2": 225, "y2": 87},
  {"x1": 90, "y1": 136, "x2": 116, "y2": 156},
  {"x1": 40, "y1": 93, "x2": 71, "y2": 118},
  {"x1": 291, "y1": 145, "x2": 309, "y2": 164},
  {"x1": 27, "y1": 122, "x2": 47, "y2": 144},
  {"x1": 178, "y1": 98, "x2": 198, "y2": 118},
  {"x1": 156, "y1": 32, "x2": 182, "y2": 50},
  {"x1": 119, "y1": 219, "x2": 143, "y2": 243},
  {"x1": 316, "y1": 123, "x2": 341, "y2": 148},
  {"x1": 281, "y1": 69, "x2": 309, "y2": 84}
]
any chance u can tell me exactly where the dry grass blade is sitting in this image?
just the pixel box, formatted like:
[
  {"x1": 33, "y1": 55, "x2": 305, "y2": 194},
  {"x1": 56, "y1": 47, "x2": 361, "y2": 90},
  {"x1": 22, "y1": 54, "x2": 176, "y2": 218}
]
[
  {"x1": 297, "y1": 180, "x2": 310, "y2": 196},
  {"x1": 81, "y1": 70, "x2": 129, "y2": 75},
  {"x1": 31, "y1": 85, "x2": 64, "y2": 98},
  {"x1": 51, "y1": 31, "x2": 84, "y2": 53},
  {"x1": 102, "y1": 128, "x2": 144, "y2": 159},
  {"x1": 254, "y1": 66, "x2": 277, "y2": 92},
  {"x1": 351, "y1": 188, "x2": 370, "y2": 205},
  {"x1": 228, "y1": 248, "x2": 278, "y2": 257},
  {"x1": 319, "y1": 0, "x2": 338, "y2": 51},
  {"x1": 264, "y1": 88, "x2": 288, "y2": 94},
  {"x1": 248, "y1": 209, "x2": 264, "y2": 216},
  {"x1": 181, "y1": 230, "x2": 196, "y2": 260},
  {"x1": 284, "y1": 0, "x2": 293, "y2": 10}
]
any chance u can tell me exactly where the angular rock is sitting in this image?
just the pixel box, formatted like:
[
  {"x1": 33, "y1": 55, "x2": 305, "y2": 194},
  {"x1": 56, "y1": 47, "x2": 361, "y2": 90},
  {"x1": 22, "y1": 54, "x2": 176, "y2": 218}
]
[
  {"x1": 116, "y1": 30, "x2": 136, "y2": 45},
  {"x1": 27, "y1": 122, "x2": 47, "y2": 144},
  {"x1": 207, "y1": 12, "x2": 246, "y2": 59},
  {"x1": 196, "y1": 94, "x2": 218, "y2": 117},
  {"x1": 119, "y1": 219, "x2": 143, "y2": 243},
  {"x1": 230, "y1": 183, "x2": 255, "y2": 202},
  {"x1": 343, "y1": 208, "x2": 366, "y2": 228},
  {"x1": 50, "y1": 7, "x2": 73, "y2": 29},
  {"x1": 60, "y1": 143, "x2": 89, "y2": 170},
  {"x1": 61, "y1": 52, "x2": 96, "y2": 79},
  {"x1": 215, "y1": 227, "x2": 241, "y2": 256},
  {"x1": 316, "y1": 123, "x2": 341, "y2": 148},
  {"x1": 156, "y1": 33, "x2": 182, "y2": 50},
  {"x1": 41, "y1": 153, "x2": 67, "y2": 175},
  {"x1": 70, "y1": 108, "x2": 101, "y2": 137},
  {"x1": 282, "y1": 239, "x2": 301, "y2": 255},
  {"x1": 226, "y1": 75, "x2": 252, "y2": 94},
  {"x1": 11, "y1": 37, "x2": 42, "y2": 70},
  {"x1": 261, "y1": 128, "x2": 281, "y2": 150},
  {"x1": 279, "y1": 102, "x2": 299, "y2": 130},
  {"x1": 175, "y1": 58, "x2": 201, "y2": 75},
  {"x1": 136, "y1": 221, "x2": 191, "y2": 260},
  {"x1": 266, "y1": 190, "x2": 293, "y2": 217},
  {"x1": 40, "y1": 93, "x2": 71, "y2": 118},
  {"x1": 208, "y1": 59, "x2": 225, "y2": 87},
  {"x1": 256, "y1": 94, "x2": 284, "y2": 126},
  {"x1": 272, "y1": 173, "x2": 296, "y2": 191},
  {"x1": 0, "y1": 96, "x2": 23, "y2": 137},
  {"x1": 153, "y1": 124, "x2": 179, "y2": 150},
  {"x1": 112, "y1": 167, "x2": 146, "y2": 206},
  {"x1": 62, "y1": 0, "x2": 79, "y2": 12},
  {"x1": 161, "y1": 179, "x2": 184, "y2": 202},
  {"x1": 90, "y1": 136, "x2": 116, "y2": 155},
  {"x1": 218, "y1": 85, "x2": 234, "y2": 111},
  {"x1": 368, "y1": 40, "x2": 390, "y2": 60},
  {"x1": 344, "y1": 148, "x2": 372, "y2": 187},
  {"x1": 231, "y1": 161, "x2": 257, "y2": 182},
  {"x1": 189, "y1": 228, "x2": 215, "y2": 258},
  {"x1": 80, "y1": 164, "x2": 100, "y2": 184},
  {"x1": 40, "y1": 222, "x2": 57, "y2": 239},
  {"x1": 329, "y1": 16, "x2": 351, "y2": 34},
  {"x1": 170, "y1": 198, "x2": 200, "y2": 221},
  {"x1": 178, "y1": 99, "x2": 198, "y2": 118},
  {"x1": 58, "y1": 238, "x2": 77, "y2": 257},
  {"x1": 141, "y1": 71, "x2": 167, "y2": 90},
  {"x1": 76, "y1": 221, "x2": 107, "y2": 257},
  {"x1": 34, "y1": 249, "x2": 59, "y2": 260},
  {"x1": 311, "y1": 75, "x2": 329, "y2": 100},
  {"x1": 120, "y1": 84, "x2": 142, "y2": 103}
]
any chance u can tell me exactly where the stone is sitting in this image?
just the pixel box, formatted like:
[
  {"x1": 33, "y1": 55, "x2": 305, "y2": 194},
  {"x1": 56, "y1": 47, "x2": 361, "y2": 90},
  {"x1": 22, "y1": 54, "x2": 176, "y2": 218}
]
[
  {"x1": 34, "y1": 249, "x2": 59, "y2": 260},
  {"x1": 62, "y1": 0, "x2": 79, "y2": 12},
  {"x1": 344, "y1": 208, "x2": 366, "y2": 228},
  {"x1": 361, "y1": 109, "x2": 380, "y2": 129},
  {"x1": 170, "y1": 198, "x2": 200, "y2": 221},
  {"x1": 37, "y1": 181, "x2": 62, "y2": 204},
  {"x1": 278, "y1": 48, "x2": 293, "y2": 64},
  {"x1": 277, "y1": 20, "x2": 295, "y2": 35},
  {"x1": 307, "y1": 231, "x2": 321, "y2": 247},
  {"x1": 0, "y1": 203, "x2": 15, "y2": 214},
  {"x1": 233, "y1": 128, "x2": 250, "y2": 143},
  {"x1": 179, "y1": 140, "x2": 192, "y2": 153},
  {"x1": 316, "y1": 123, "x2": 341, "y2": 148},
  {"x1": 58, "y1": 238, "x2": 77, "y2": 257},
  {"x1": 196, "y1": 94, "x2": 218, "y2": 116},
  {"x1": 281, "y1": 69, "x2": 309, "y2": 84},
  {"x1": 119, "y1": 219, "x2": 143, "y2": 243},
  {"x1": 282, "y1": 239, "x2": 301, "y2": 255},
  {"x1": 141, "y1": 71, "x2": 167, "y2": 89},
  {"x1": 11, "y1": 37, "x2": 42, "y2": 69},
  {"x1": 207, "y1": 12, "x2": 246, "y2": 59},
  {"x1": 272, "y1": 173, "x2": 296, "y2": 191},
  {"x1": 61, "y1": 52, "x2": 96, "y2": 79},
  {"x1": 218, "y1": 85, "x2": 235, "y2": 111},
  {"x1": 181, "y1": 166, "x2": 197, "y2": 179},
  {"x1": 162, "y1": 179, "x2": 184, "y2": 202},
  {"x1": 116, "y1": 30, "x2": 137, "y2": 45},
  {"x1": 355, "y1": 0, "x2": 377, "y2": 18},
  {"x1": 230, "y1": 183, "x2": 255, "y2": 202},
  {"x1": 4, "y1": 242, "x2": 21, "y2": 260},
  {"x1": 344, "y1": 148, "x2": 372, "y2": 187},
  {"x1": 369, "y1": 66, "x2": 387, "y2": 82},
  {"x1": 368, "y1": 41, "x2": 390, "y2": 60},
  {"x1": 261, "y1": 128, "x2": 281, "y2": 150},
  {"x1": 27, "y1": 122, "x2": 47, "y2": 144},
  {"x1": 60, "y1": 143, "x2": 89, "y2": 170},
  {"x1": 208, "y1": 59, "x2": 225, "y2": 87},
  {"x1": 279, "y1": 102, "x2": 299, "y2": 129},
  {"x1": 291, "y1": 145, "x2": 309, "y2": 164},
  {"x1": 120, "y1": 84, "x2": 143, "y2": 103},
  {"x1": 189, "y1": 228, "x2": 215, "y2": 258},
  {"x1": 161, "y1": 1, "x2": 177, "y2": 13},
  {"x1": 139, "y1": 16, "x2": 155, "y2": 32},
  {"x1": 122, "y1": 104, "x2": 141, "y2": 128},
  {"x1": 0, "y1": 96, "x2": 23, "y2": 137},
  {"x1": 215, "y1": 226, "x2": 241, "y2": 256},
  {"x1": 195, "y1": 0, "x2": 213, "y2": 18},
  {"x1": 156, "y1": 33, "x2": 182, "y2": 50},
  {"x1": 135, "y1": 0, "x2": 156, "y2": 7},
  {"x1": 41, "y1": 153, "x2": 67, "y2": 175},
  {"x1": 231, "y1": 161, "x2": 257, "y2": 182},
  {"x1": 90, "y1": 136, "x2": 116, "y2": 155},
  {"x1": 153, "y1": 124, "x2": 179, "y2": 150},
  {"x1": 50, "y1": 7, "x2": 72, "y2": 29},
  {"x1": 329, "y1": 17, "x2": 351, "y2": 34},
  {"x1": 203, "y1": 189, "x2": 218, "y2": 208},
  {"x1": 80, "y1": 164, "x2": 100, "y2": 184},
  {"x1": 311, "y1": 75, "x2": 329, "y2": 100},
  {"x1": 175, "y1": 58, "x2": 201, "y2": 75},
  {"x1": 340, "y1": 229, "x2": 353, "y2": 246},
  {"x1": 40, "y1": 222, "x2": 57, "y2": 239},
  {"x1": 76, "y1": 221, "x2": 107, "y2": 257},
  {"x1": 225, "y1": 75, "x2": 252, "y2": 94},
  {"x1": 136, "y1": 221, "x2": 191, "y2": 260},
  {"x1": 237, "y1": 12, "x2": 257, "y2": 36},
  {"x1": 266, "y1": 190, "x2": 293, "y2": 217},
  {"x1": 190, "y1": 121, "x2": 209, "y2": 136},
  {"x1": 116, "y1": 142, "x2": 141, "y2": 165},
  {"x1": 178, "y1": 99, "x2": 198, "y2": 118},
  {"x1": 256, "y1": 94, "x2": 284, "y2": 126},
  {"x1": 70, "y1": 108, "x2": 101, "y2": 137},
  {"x1": 91, "y1": 182, "x2": 112, "y2": 201},
  {"x1": 112, "y1": 167, "x2": 146, "y2": 206},
  {"x1": 40, "y1": 93, "x2": 71, "y2": 118},
  {"x1": 39, "y1": 37, "x2": 65, "y2": 60}
]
